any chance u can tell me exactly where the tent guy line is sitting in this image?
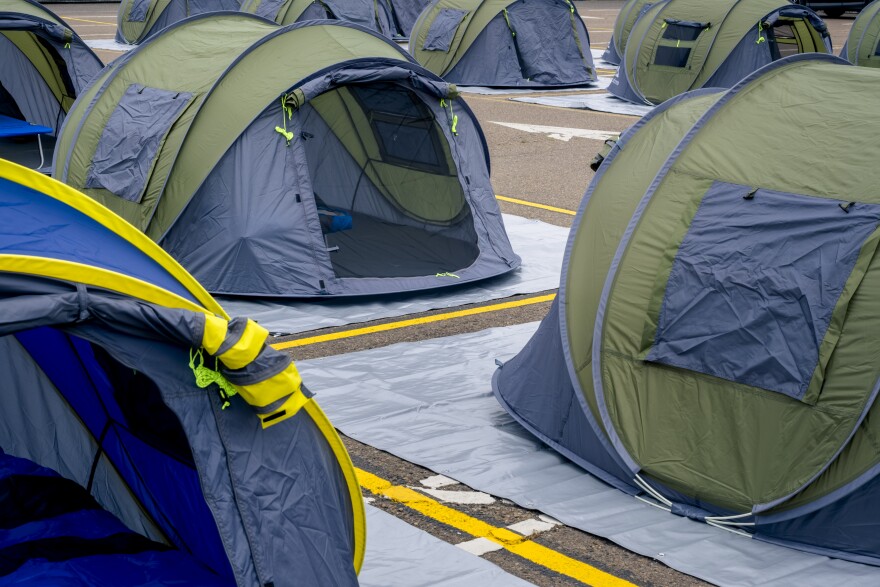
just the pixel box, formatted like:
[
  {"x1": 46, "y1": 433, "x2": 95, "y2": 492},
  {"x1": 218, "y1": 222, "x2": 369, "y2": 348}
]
[
  {"x1": 356, "y1": 467, "x2": 637, "y2": 587},
  {"x1": 271, "y1": 294, "x2": 557, "y2": 349}
]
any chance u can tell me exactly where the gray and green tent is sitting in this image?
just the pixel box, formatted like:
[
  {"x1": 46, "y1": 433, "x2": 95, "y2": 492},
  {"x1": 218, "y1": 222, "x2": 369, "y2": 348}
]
[
  {"x1": 410, "y1": 0, "x2": 597, "y2": 88},
  {"x1": 0, "y1": 0, "x2": 102, "y2": 134},
  {"x1": 54, "y1": 14, "x2": 520, "y2": 297},
  {"x1": 116, "y1": 0, "x2": 241, "y2": 44},
  {"x1": 841, "y1": 0, "x2": 880, "y2": 66},
  {"x1": 0, "y1": 159, "x2": 365, "y2": 584},
  {"x1": 609, "y1": 0, "x2": 830, "y2": 105},
  {"x1": 601, "y1": 0, "x2": 663, "y2": 66},
  {"x1": 495, "y1": 54, "x2": 880, "y2": 565},
  {"x1": 239, "y1": 0, "x2": 404, "y2": 37}
]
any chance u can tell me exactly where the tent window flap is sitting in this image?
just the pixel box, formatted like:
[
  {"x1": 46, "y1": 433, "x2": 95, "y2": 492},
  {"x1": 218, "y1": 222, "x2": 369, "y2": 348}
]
[
  {"x1": 85, "y1": 84, "x2": 193, "y2": 203},
  {"x1": 654, "y1": 45, "x2": 691, "y2": 67},
  {"x1": 423, "y1": 8, "x2": 467, "y2": 51},
  {"x1": 646, "y1": 180, "x2": 880, "y2": 403}
]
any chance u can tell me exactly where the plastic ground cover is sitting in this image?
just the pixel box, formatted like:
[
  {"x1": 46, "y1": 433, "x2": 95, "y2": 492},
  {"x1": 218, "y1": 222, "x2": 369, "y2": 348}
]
[
  {"x1": 221, "y1": 214, "x2": 566, "y2": 335},
  {"x1": 511, "y1": 93, "x2": 653, "y2": 116},
  {"x1": 363, "y1": 505, "x2": 532, "y2": 586},
  {"x1": 299, "y1": 323, "x2": 880, "y2": 586}
]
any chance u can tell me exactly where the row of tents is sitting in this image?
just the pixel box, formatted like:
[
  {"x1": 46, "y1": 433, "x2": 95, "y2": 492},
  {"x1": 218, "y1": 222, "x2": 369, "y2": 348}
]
[{"x1": 3, "y1": 0, "x2": 880, "y2": 580}]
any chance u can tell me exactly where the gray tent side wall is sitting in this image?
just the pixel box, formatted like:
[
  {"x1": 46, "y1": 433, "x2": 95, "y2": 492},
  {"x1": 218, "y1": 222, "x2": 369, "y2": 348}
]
[
  {"x1": 116, "y1": 0, "x2": 242, "y2": 44},
  {"x1": 0, "y1": 34, "x2": 64, "y2": 131},
  {"x1": 443, "y1": 0, "x2": 596, "y2": 87}
]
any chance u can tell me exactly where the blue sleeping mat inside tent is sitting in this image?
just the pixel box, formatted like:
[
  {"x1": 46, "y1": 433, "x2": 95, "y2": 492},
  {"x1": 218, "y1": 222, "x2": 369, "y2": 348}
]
[{"x1": 0, "y1": 450, "x2": 229, "y2": 586}]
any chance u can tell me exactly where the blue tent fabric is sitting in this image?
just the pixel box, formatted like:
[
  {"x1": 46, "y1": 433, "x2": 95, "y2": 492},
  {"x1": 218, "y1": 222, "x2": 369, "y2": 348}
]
[
  {"x1": 0, "y1": 177, "x2": 202, "y2": 306},
  {"x1": 0, "y1": 450, "x2": 229, "y2": 586}
]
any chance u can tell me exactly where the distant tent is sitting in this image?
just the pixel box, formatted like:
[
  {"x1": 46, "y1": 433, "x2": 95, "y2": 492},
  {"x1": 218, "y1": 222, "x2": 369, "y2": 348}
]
[
  {"x1": 387, "y1": 0, "x2": 431, "y2": 38},
  {"x1": 0, "y1": 0, "x2": 102, "y2": 133},
  {"x1": 410, "y1": 0, "x2": 597, "y2": 88},
  {"x1": 841, "y1": 0, "x2": 880, "y2": 66},
  {"x1": 239, "y1": 0, "x2": 403, "y2": 37},
  {"x1": 116, "y1": 0, "x2": 241, "y2": 44},
  {"x1": 609, "y1": 0, "x2": 830, "y2": 105},
  {"x1": 54, "y1": 15, "x2": 520, "y2": 297},
  {"x1": 601, "y1": 0, "x2": 662, "y2": 65},
  {"x1": 0, "y1": 159, "x2": 365, "y2": 585},
  {"x1": 495, "y1": 55, "x2": 880, "y2": 565}
]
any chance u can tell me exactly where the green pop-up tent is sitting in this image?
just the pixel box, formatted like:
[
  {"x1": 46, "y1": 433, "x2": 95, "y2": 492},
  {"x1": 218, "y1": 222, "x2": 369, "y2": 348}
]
[
  {"x1": 54, "y1": 14, "x2": 520, "y2": 297},
  {"x1": 409, "y1": 0, "x2": 597, "y2": 88},
  {"x1": 495, "y1": 54, "x2": 880, "y2": 565},
  {"x1": 841, "y1": 0, "x2": 880, "y2": 66},
  {"x1": 0, "y1": 0, "x2": 102, "y2": 133},
  {"x1": 609, "y1": 0, "x2": 831, "y2": 105}
]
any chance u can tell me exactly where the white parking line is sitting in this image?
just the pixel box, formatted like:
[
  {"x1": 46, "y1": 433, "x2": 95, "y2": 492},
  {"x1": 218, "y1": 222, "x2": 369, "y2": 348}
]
[{"x1": 490, "y1": 121, "x2": 619, "y2": 142}]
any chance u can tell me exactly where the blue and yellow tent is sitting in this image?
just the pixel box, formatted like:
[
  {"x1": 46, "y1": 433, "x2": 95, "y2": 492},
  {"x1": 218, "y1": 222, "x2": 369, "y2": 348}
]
[{"x1": 0, "y1": 159, "x2": 365, "y2": 585}]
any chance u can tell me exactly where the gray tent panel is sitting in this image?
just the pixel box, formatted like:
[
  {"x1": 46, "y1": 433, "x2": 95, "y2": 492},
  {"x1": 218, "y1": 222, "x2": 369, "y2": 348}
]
[
  {"x1": 253, "y1": 0, "x2": 286, "y2": 20},
  {"x1": 129, "y1": 0, "x2": 152, "y2": 22},
  {"x1": 506, "y1": 0, "x2": 591, "y2": 84},
  {"x1": 647, "y1": 181, "x2": 880, "y2": 402},
  {"x1": 85, "y1": 85, "x2": 193, "y2": 203},
  {"x1": 0, "y1": 34, "x2": 63, "y2": 132},
  {"x1": 423, "y1": 8, "x2": 468, "y2": 51},
  {"x1": 446, "y1": 15, "x2": 525, "y2": 87}
]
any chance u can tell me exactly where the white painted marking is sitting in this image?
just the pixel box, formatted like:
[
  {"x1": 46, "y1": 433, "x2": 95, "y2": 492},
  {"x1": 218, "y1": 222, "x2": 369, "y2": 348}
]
[
  {"x1": 538, "y1": 514, "x2": 562, "y2": 526},
  {"x1": 413, "y1": 487, "x2": 496, "y2": 505},
  {"x1": 490, "y1": 121, "x2": 618, "y2": 143},
  {"x1": 507, "y1": 518, "x2": 558, "y2": 536},
  {"x1": 420, "y1": 474, "x2": 458, "y2": 489},
  {"x1": 456, "y1": 537, "x2": 504, "y2": 556}
]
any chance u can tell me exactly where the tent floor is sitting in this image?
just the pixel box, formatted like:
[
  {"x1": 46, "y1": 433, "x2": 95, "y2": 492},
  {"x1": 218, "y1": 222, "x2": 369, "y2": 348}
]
[
  {"x1": 0, "y1": 136, "x2": 55, "y2": 174},
  {"x1": 325, "y1": 211, "x2": 479, "y2": 279}
]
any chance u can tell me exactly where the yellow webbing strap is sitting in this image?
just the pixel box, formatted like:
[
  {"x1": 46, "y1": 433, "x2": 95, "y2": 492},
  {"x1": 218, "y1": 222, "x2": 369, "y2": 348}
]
[
  {"x1": 202, "y1": 314, "x2": 228, "y2": 355},
  {"x1": 217, "y1": 319, "x2": 269, "y2": 370}
]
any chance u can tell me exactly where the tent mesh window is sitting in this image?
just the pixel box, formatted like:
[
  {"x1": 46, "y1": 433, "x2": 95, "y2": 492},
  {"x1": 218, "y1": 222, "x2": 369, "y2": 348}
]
[
  {"x1": 299, "y1": 82, "x2": 480, "y2": 280},
  {"x1": 769, "y1": 22, "x2": 800, "y2": 59},
  {"x1": 652, "y1": 20, "x2": 708, "y2": 67}
]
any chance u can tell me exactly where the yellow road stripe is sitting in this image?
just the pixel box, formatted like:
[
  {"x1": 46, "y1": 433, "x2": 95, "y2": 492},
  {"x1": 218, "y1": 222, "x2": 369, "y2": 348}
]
[
  {"x1": 61, "y1": 16, "x2": 116, "y2": 25},
  {"x1": 496, "y1": 194, "x2": 577, "y2": 216},
  {"x1": 271, "y1": 294, "x2": 556, "y2": 350},
  {"x1": 357, "y1": 468, "x2": 635, "y2": 587}
]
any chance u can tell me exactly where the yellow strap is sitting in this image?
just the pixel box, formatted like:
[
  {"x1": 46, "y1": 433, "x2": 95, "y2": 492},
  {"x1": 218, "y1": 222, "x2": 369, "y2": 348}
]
[
  {"x1": 218, "y1": 319, "x2": 269, "y2": 370},
  {"x1": 237, "y1": 361, "x2": 303, "y2": 409},
  {"x1": 202, "y1": 314, "x2": 228, "y2": 355},
  {"x1": 258, "y1": 388, "x2": 311, "y2": 429}
]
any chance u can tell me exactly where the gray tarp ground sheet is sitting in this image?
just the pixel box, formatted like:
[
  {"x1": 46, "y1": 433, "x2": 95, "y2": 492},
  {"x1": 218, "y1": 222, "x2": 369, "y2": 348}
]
[
  {"x1": 299, "y1": 323, "x2": 880, "y2": 586},
  {"x1": 86, "y1": 39, "x2": 136, "y2": 52},
  {"x1": 459, "y1": 76, "x2": 611, "y2": 96},
  {"x1": 220, "y1": 214, "x2": 565, "y2": 335},
  {"x1": 363, "y1": 506, "x2": 532, "y2": 586},
  {"x1": 511, "y1": 92, "x2": 653, "y2": 116}
]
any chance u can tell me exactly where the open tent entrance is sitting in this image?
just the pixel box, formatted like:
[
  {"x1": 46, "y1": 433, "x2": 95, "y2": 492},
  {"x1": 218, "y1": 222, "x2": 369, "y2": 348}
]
[
  {"x1": 2, "y1": 325, "x2": 232, "y2": 582},
  {"x1": 297, "y1": 81, "x2": 480, "y2": 279},
  {"x1": 767, "y1": 16, "x2": 826, "y2": 59}
]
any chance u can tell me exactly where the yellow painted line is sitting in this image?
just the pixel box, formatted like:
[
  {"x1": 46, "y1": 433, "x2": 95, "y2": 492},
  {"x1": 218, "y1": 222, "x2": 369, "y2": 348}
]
[
  {"x1": 271, "y1": 293, "x2": 556, "y2": 350},
  {"x1": 357, "y1": 468, "x2": 636, "y2": 587},
  {"x1": 61, "y1": 16, "x2": 116, "y2": 25},
  {"x1": 496, "y1": 194, "x2": 577, "y2": 216}
]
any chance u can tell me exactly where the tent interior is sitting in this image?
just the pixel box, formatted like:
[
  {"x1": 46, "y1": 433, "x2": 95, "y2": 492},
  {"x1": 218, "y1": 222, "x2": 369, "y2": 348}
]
[{"x1": 299, "y1": 82, "x2": 479, "y2": 279}]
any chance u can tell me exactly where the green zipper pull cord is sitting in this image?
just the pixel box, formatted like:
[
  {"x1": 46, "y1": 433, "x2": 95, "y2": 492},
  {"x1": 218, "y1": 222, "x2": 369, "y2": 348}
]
[
  {"x1": 503, "y1": 8, "x2": 515, "y2": 36},
  {"x1": 275, "y1": 94, "x2": 294, "y2": 146},
  {"x1": 189, "y1": 348, "x2": 238, "y2": 409},
  {"x1": 435, "y1": 272, "x2": 460, "y2": 279},
  {"x1": 756, "y1": 21, "x2": 766, "y2": 44}
]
